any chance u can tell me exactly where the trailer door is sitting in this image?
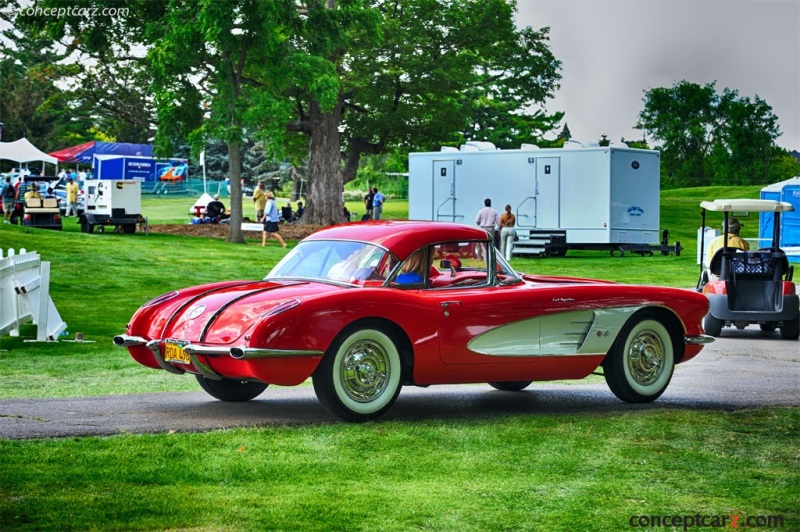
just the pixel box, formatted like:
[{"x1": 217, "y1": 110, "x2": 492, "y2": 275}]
[
  {"x1": 433, "y1": 160, "x2": 457, "y2": 222},
  {"x1": 515, "y1": 158, "x2": 538, "y2": 228},
  {"x1": 536, "y1": 158, "x2": 561, "y2": 228}
]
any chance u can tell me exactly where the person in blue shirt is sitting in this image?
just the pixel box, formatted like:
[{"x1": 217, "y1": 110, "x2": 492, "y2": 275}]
[
  {"x1": 260, "y1": 191, "x2": 287, "y2": 248},
  {"x1": 372, "y1": 187, "x2": 385, "y2": 220}
]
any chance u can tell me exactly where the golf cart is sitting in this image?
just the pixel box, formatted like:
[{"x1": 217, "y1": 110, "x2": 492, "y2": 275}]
[
  {"x1": 20, "y1": 176, "x2": 63, "y2": 231},
  {"x1": 697, "y1": 199, "x2": 798, "y2": 339}
]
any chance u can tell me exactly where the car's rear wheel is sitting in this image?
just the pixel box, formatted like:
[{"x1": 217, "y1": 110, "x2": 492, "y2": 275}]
[
  {"x1": 313, "y1": 326, "x2": 402, "y2": 422},
  {"x1": 759, "y1": 322, "x2": 777, "y2": 333},
  {"x1": 603, "y1": 314, "x2": 675, "y2": 403},
  {"x1": 488, "y1": 381, "x2": 533, "y2": 391},
  {"x1": 703, "y1": 313, "x2": 723, "y2": 337},
  {"x1": 195, "y1": 375, "x2": 268, "y2": 402},
  {"x1": 780, "y1": 316, "x2": 800, "y2": 340}
]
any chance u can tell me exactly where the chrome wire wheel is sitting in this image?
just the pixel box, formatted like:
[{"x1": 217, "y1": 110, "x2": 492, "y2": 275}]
[
  {"x1": 313, "y1": 326, "x2": 403, "y2": 422},
  {"x1": 603, "y1": 315, "x2": 675, "y2": 403},
  {"x1": 340, "y1": 339, "x2": 390, "y2": 402},
  {"x1": 626, "y1": 330, "x2": 666, "y2": 387}
]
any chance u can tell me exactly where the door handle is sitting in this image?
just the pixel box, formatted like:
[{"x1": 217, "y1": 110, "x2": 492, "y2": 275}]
[{"x1": 440, "y1": 301, "x2": 461, "y2": 308}]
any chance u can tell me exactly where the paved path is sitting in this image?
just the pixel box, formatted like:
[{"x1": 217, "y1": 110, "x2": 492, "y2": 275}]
[{"x1": 1, "y1": 329, "x2": 797, "y2": 439}]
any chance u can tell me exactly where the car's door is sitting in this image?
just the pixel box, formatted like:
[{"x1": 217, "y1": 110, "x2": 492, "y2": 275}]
[{"x1": 427, "y1": 241, "x2": 544, "y2": 364}]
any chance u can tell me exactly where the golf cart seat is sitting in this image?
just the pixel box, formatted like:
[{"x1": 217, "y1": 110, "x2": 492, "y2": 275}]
[{"x1": 24, "y1": 197, "x2": 60, "y2": 214}]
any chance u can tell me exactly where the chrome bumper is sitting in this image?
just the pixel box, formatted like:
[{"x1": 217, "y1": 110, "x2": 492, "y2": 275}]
[
  {"x1": 230, "y1": 346, "x2": 323, "y2": 360},
  {"x1": 685, "y1": 334, "x2": 715, "y2": 345},
  {"x1": 114, "y1": 335, "x2": 321, "y2": 373},
  {"x1": 113, "y1": 335, "x2": 221, "y2": 380}
]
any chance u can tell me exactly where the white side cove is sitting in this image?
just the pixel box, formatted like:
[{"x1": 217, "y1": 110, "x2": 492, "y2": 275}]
[{"x1": 467, "y1": 306, "x2": 642, "y2": 356}]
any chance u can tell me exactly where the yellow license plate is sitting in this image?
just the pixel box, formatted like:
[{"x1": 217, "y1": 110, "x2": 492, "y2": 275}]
[{"x1": 164, "y1": 340, "x2": 190, "y2": 365}]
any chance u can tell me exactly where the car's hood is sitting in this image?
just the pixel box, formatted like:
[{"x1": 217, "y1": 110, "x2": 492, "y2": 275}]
[{"x1": 158, "y1": 279, "x2": 343, "y2": 344}]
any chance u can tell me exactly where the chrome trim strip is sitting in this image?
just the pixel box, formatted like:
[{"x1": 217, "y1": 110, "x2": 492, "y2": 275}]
[
  {"x1": 183, "y1": 344, "x2": 231, "y2": 356},
  {"x1": 187, "y1": 353, "x2": 223, "y2": 380},
  {"x1": 146, "y1": 340, "x2": 186, "y2": 375},
  {"x1": 230, "y1": 346, "x2": 323, "y2": 359},
  {"x1": 113, "y1": 334, "x2": 148, "y2": 347},
  {"x1": 685, "y1": 335, "x2": 715, "y2": 345}
]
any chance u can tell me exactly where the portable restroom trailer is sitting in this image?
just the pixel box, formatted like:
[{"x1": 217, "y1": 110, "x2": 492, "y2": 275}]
[
  {"x1": 408, "y1": 142, "x2": 670, "y2": 256},
  {"x1": 760, "y1": 176, "x2": 800, "y2": 263}
]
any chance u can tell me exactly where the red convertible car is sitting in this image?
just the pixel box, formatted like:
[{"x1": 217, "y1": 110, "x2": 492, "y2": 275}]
[{"x1": 115, "y1": 221, "x2": 713, "y2": 422}]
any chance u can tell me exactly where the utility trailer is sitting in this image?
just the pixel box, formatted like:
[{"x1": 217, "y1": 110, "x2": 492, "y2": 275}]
[
  {"x1": 408, "y1": 142, "x2": 681, "y2": 257},
  {"x1": 79, "y1": 179, "x2": 142, "y2": 234}
]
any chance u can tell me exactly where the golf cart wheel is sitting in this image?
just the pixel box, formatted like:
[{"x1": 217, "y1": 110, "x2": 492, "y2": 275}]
[
  {"x1": 780, "y1": 316, "x2": 800, "y2": 340},
  {"x1": 703, "y1": 313, "x2": 723, "y2": 337},
  {"x1": 81, "y1": 221, "x2": 94, "y2": 233},
  {"x1": 759, "y1": 323, "x2": 777, "y2": 333}
]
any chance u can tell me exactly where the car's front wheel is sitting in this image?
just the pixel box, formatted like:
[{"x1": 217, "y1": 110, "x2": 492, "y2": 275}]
[
  {"x1": 313, "y1": 326, "x2": 403, "y2": 422},
  {"x1": 488, "y1": 381, "x2": 533, "y2": 391},
  {"x1": 603, "y1": 314, "x2": 675, "y2": 403},
  {"x1": 195, "y1": 375, "x2": 268, "y2": 402}
]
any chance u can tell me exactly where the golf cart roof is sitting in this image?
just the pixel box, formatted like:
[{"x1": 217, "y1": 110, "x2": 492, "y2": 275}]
[{"x1": 700, "y1": 199, "x2": 795, "y2": 213}]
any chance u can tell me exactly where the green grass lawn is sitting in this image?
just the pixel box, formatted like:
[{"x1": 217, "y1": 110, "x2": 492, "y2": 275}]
[{"x1": 1, "y1": 185, "x2": 796, "y2": 531}]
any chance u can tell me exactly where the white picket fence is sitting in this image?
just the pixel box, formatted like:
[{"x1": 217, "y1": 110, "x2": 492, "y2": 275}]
[{"x1": 0, "y1": 249, "x2": 67, "y2": 341}]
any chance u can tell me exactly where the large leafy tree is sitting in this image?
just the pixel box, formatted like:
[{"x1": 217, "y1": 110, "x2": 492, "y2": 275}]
[
  {"x1": 285, "y1": 0, "x2": 562, "y2": 224},
  {"x1": 636, "y1": 80, "x2": 787, "y2": 186},
  {"x1": 0, "y1": 27, "x2": 95, "y2": 153},
  {"x1": 6, "y1": 0, "x2": 155, "y2": 148}
]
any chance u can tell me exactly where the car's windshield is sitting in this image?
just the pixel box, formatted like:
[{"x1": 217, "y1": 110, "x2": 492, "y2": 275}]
[{"x1": 266, "y1": 240, "x2": 395, "y2": 285}]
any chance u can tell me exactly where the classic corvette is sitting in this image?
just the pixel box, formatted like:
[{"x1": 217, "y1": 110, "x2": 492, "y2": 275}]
[{"x1": 115, "y1": 221, "x2": 713, "y2": 422}]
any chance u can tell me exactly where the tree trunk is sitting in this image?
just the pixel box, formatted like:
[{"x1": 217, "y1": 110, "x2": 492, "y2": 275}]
[
  {"x1": 302, "y1": 100, "x2": 344, "y2": 226},
  {"x1": 226, "y1": 140, "x2": 245, "y2": 243}
]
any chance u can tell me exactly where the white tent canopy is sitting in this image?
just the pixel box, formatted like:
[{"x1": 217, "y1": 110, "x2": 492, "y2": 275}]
[{"x1": 0, "y1": 138, "x2": 59, "y2": 168}]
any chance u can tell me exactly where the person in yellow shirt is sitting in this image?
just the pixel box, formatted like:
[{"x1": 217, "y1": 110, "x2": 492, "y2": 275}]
[
  {"x1": 24, "y1": 184, "x2": 42, "y2": 202},
  {"x1": 65, "y1": 177, "x2": 79, "y2": 217},
  {"x1": 253, "y1": 182, "x2": 266, "y2": 221},
  {"x1": 707, "y1": 217, "x2": 750, "y2": 262}
]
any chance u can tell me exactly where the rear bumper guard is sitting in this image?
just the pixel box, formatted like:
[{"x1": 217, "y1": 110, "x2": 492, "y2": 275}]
[
  {"x1": 114, "y1": 335, "x2": 222, "y2": 380},
  {"x1": 684, "y1": 335, "x2": 715, "y2": 345}
]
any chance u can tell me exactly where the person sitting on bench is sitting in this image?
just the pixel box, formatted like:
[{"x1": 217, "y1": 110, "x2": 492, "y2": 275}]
[{"x1": 205, "y1": 195, "x2": 227, "y2": 223}]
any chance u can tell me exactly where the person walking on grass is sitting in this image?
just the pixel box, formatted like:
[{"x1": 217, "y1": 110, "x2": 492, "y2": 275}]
[
  {"x1": 2, "y1": 176, "x2": 16, "y2": 224},
  {"x1": 260, "y1": 191, "x2": 287, "y2": 248}
]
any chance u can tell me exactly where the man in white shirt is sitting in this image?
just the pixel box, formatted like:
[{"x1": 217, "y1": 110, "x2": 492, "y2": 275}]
[{"x1": 475, "y1": 198, "x2": 499, "y2": 245}]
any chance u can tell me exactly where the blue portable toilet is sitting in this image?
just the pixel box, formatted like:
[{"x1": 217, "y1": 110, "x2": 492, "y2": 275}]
[{"x1": 760, "y1": 176, "x2": 800, "y2": 262}]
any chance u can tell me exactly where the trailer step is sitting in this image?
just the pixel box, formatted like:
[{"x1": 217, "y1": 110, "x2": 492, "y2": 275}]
[{"x1": 511, "y1": 229, "x2": 567, "y2": 257}]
